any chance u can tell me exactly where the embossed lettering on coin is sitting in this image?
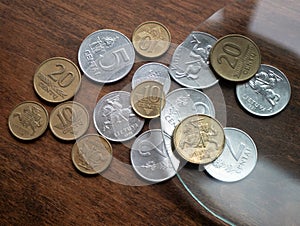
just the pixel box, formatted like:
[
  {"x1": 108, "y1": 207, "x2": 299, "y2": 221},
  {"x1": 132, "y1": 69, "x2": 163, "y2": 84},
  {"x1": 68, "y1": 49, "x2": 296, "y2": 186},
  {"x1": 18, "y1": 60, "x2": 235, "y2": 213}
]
[
  {"x1": 49, "y1": 101, "x2": 89, "y2": 140},
  {"x1": 72, "y1": 134, "x2": 113, "y2": 175},
  {"x1": 173, "y1": 114, "x2": 225, "y2": 164},
  {"x1": 33, "y1": 57, "x2": 81, "y2": 103}
]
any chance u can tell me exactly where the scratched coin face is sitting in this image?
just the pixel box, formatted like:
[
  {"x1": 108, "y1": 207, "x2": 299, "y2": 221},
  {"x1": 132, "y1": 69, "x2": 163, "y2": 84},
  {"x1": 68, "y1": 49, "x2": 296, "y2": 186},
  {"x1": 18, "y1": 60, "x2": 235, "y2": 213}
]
[
  {"x1": 204, "y1": 127, "x2": 257, "y2": 182},
  {"x1": 132, "y1": 21, "x2": 171, "y2": 59},
  {"x1": 49, "y1": 101, "x2": 89, "y2": 141},
  {"x1": 71, "y1": 134, "x2": 113, "y2": 175},
  {"x1": 173, "y1": 114, "x2": 225, "y2": 164},
  {"x1": 33, "y1": 57, "x2": 81, "y2": 103},
  {"x1": 8, "y1": 101, "x2": 49, "y2": 140},
  {"x1": 78, "y1": 29, "x2": 135, "y2": 83},
  {"x1": 210, "y1": 34, "x2": 261, "y2": 81}
]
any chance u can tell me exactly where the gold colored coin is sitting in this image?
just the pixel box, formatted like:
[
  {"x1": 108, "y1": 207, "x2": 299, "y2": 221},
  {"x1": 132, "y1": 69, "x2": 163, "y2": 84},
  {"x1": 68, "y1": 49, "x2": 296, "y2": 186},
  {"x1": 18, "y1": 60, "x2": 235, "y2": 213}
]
[
  {"x1": 8, "y1": 101, "x2": 49, "y2": 140},
  {"x1": 210, "y1": 34, "x2": 261, "y2": 82},
  {"x1": 33, "y1": 57, "x2": 81, "y2": 103},
  {"x1": 49, "y1": 101, "x2": 89, "y2": 141},
  {"x1": 130, "y1": 80, "x2": 165, "y2": 119},
  {"x1": 132, "y1": 21, "x2": 171, "y2": 59},
  {"x1": 71, "y1": 134, "x2": 113, "y2": 175},
  {"x1": 173, "y1": 114, "x2": 225, "y2": 164}
]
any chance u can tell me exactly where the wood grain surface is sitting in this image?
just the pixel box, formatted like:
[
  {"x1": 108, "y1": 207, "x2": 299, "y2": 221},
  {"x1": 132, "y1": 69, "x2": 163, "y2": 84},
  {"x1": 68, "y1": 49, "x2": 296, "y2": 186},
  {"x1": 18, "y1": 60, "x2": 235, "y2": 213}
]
[{"x1": 1, "y1": 0, "x2": 299, "y2": 225}]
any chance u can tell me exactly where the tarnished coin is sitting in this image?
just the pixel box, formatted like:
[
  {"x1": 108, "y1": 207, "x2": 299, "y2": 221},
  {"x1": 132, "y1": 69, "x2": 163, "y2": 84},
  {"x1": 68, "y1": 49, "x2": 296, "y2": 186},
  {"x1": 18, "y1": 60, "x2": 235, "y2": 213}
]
[
  {"x1": 204, "y1": 127, "x2": 257, "y2": 182},
  {"x1": 173, "y1": 114, "x2": 225, "y2": 164},
  {"x1": 131, "y1": 129, "x2": 177, "y2": 183},
  {"x1": 33, "y1": 57, "x2": 81, "y2": 103},
  {"x1": 132, "y1": 62, "x2": 171, "y2": 94},
  {"x1": 169, "y1": 31, "x2": 219, "y2": 89},
  {"x1": 8, "y1": 101, "x2": 49, "y2": 140},
  {"x1": 71, "y1": 134, "x2": 113, "y2": 175},
  {"x1": 78, "y1": 29, "x2": 135, "y2": 83},
  {"x1": 236, "y1": 64, "x2": 291, "y2": 116},
  {"x1": 132, "y1": 21, "x2": 171, "y2": 59},
  {"x1": 49, "y1": 101, "x2": 89, "y2": 141},
  {"x1": 93, "y1": 91, "x2": 144, "y2": 142},
  {"x1": 210, "y1": 34, "x2": 261, "y2": 81},
  {"x1": 131, "y1": 81, "x2": 165, "y2": 118}
]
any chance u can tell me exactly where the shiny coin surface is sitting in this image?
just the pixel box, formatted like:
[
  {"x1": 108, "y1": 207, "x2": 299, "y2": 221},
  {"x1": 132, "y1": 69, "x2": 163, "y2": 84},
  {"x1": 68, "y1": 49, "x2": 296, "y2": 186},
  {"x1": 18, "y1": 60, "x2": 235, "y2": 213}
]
[
  {"x1": 210, "y1": 34, "x2": 261, "y2": 81},
  {"x1": 78, "y1": 29, "x2": 135, "y2": 83},
  {"x1": 131, "y1": 81, "x2": 165, "y2": 118},
  {"x1": 132, "y1": 21, "x2": 171, "y2": 59},
  {"x1": 204, "y1": 127, "x2": 257, "y2": 182},
  {"x1": 93, "y1": 91, "x2": 144, "y2": 142},
  {"x1": 236, "y1": 64, "x2": 291, "y2": 116},
  {"x1": 49, "y1": 101, "x2": 89, "y2": 141},
  {"x1": 131, "y1": 129, "x2": 177, "y2": 183},
  {"x1": 8, "y1": 101, "x2": 49, "y2": 140},
  {"x1": 33, "y1": 57, "x2": 81, "y2": 103},
  {"x1": 169, "y1": 31, "x2": 219, "y2": 89},
  {"x1": 161, "y1": 88, "x2": 215, "y2": 137},
  {"x1": 132, "y1": 62, "x2": 171, "y2": 94},
  {"x1": 173, "y1": 114, "x2": 225, "y2": 164},
  {"x1": 71, "y1": 134, "x2": 113, "y2": 175}
]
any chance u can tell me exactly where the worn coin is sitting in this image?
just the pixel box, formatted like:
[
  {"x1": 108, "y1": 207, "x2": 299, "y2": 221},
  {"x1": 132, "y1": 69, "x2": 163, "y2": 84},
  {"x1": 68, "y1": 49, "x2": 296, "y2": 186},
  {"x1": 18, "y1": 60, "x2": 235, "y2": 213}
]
[
  {"x1": 131, "y1": 80, "x2": 165, "y2": 119},
  {"x1": 33, "y1": 57, "x2": 81, "y2": 103},
  {"x1": 8, "y1": 101, "x2": 49, "y2": 140},
  {"x1": 49, "y1": 101, "x2": 89, "y2": 141},
  {"x1": 169, "y1": 31, "x2": 219, "y2": 89},
  {"x1": 131, "y1": 129, "x2": 177, "y2": 183},
  {"x1": 204, "y1": 127, "x2": 257, "y2": 182},
  {"x1": 236, "y1": 64, "x2": 291, "y2": 116},
  {"x1": 78, "y1": 29, "x2": 135, "y2": 83},
  {"x1": 210, "y1": 34, "x2": 261, "y2": 81},
  {"x1": 93, "y1": 91, "x2": 144, "y2": 142},
  {"x1": 132, "y1": 62, "x2": 171, "y2": 94},
  {"x1": 132, "y1": 21, "x2": 171, "y2": 59},
  {"x1": 173, "y1": 114, "x2": 225, "y2": 164}
]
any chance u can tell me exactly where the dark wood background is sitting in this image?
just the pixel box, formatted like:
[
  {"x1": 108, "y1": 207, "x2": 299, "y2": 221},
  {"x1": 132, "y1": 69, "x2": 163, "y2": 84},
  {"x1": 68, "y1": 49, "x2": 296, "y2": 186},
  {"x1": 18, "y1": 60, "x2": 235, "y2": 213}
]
[{"x1": 1, "y1": 0, "x2": 299, "y2": 225}]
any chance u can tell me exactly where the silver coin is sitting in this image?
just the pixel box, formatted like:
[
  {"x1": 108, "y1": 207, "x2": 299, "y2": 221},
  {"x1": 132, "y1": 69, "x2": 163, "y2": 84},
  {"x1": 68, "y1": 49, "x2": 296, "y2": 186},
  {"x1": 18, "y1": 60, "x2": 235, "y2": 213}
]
[
  {"x1": 160, "y1": 88, "x2": 215, "y2": 136},
  {"x1": 236, "y1": 64, "x2": 291, "y2": 116},
  {"x1": 78, "y1": 29, "x2": 135, "y2": 83},
  {"x1": 204, "y1": 127, "x2": 257, "y2": 182},
  {"x1": 130, "y1": 129, "x2": 177, "y2": 183},
  {"x1": 132, "y1": 62, "x2": 171, "y2": 94},
  {"x1": 93, "y1": 91, "x2": 144, "y2": 142},
  {"x1": 169, "y1": 31, "x2": 218, "y2": 89}
]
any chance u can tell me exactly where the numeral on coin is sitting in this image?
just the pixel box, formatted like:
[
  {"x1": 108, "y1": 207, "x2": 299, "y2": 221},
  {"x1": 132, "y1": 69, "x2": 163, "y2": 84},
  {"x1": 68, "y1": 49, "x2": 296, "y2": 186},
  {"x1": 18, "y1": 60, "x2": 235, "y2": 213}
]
[
  {"x1": 47, "y1": 63, "x2": 75, "y2": 87},
  {"x1": 217, "y1": 42, "x2": 241, "y2": 69}
]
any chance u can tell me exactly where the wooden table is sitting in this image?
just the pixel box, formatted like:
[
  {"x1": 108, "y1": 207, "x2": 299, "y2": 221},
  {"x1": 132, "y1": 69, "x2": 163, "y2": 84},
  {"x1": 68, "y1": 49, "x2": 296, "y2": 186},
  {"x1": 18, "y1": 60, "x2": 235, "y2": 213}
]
[{"x1": 1, "y1": 0, "x2": 299, "y2": 225}]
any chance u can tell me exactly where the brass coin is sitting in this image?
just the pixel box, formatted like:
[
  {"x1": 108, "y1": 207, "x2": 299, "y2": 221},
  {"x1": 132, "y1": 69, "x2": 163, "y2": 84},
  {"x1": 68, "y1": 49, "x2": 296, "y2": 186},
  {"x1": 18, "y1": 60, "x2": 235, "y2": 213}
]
[
  {"x1": 33, "y1": 57, "x2": 81, "y2": 103},
  {"x1": 173, "y1": 114, "x2": 225, "y2": 164},
  {"x1": 130, "y1": 80, "x2": 165, "y2": 119},
  {"x1": 71, "y1": 134, "x2": 113, "y2": 175},
  {"x1": 8, "y1": 101, "x2": 49, "y2": 140},
  {"x1": 132, "y1": 21, "x2": 171, "y2": 59},
  {"x1": 49, "y1": 101, "x2": 89, "y2": 141},
  {"x1": 210, "y1": 34, "x2": 261, "y2": 82}
]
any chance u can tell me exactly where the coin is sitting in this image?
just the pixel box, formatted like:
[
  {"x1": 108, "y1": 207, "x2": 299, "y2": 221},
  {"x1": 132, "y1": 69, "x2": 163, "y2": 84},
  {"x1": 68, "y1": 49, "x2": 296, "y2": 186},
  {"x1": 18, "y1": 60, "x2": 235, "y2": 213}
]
[
  {"x1": 169, "y1": 31, "x2": 219, "y2": 89},
  {"x1": 8, "y1": 101, "x2": 49, "y2": 140},
  {"x1": 132, "y1": 21, "x2": 171, "y2": 59},
  {"x1": 204, "y1": 127, "x2": 257, "y2": 182},
  {"x1": 130, "y1": 129, "x2": 177, "y2": 183},
  {"x1": 131, "y1": 80, "x2": 165, "y2": 118},
  {"x1": 33, "y1": 57, "x2": 81, "y2": 103},
  {"x1": 236, "y1": 64, "x2": 291, "y2": 116},
  {"x1": 132, "y1": 62, "x2": 171, "y2": 94},
  {"x1": 210, "y1": 34, "x2": 261, "y2": 81},
  {"x1": 93, "y1": 91, "x2": 144, "y2": 142},
  {"x1": 173, "y1": 114, "x2": 225, "y2": 164},
  {"x1": 71, "y1": 134, "x2": 113, "y2": 175},
  {"x1": 78, "y1": 29, "x2": 135, "y2": 83},
  {"x1": 49, "y1": 101, "x2": 89, "y2": 141}
]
